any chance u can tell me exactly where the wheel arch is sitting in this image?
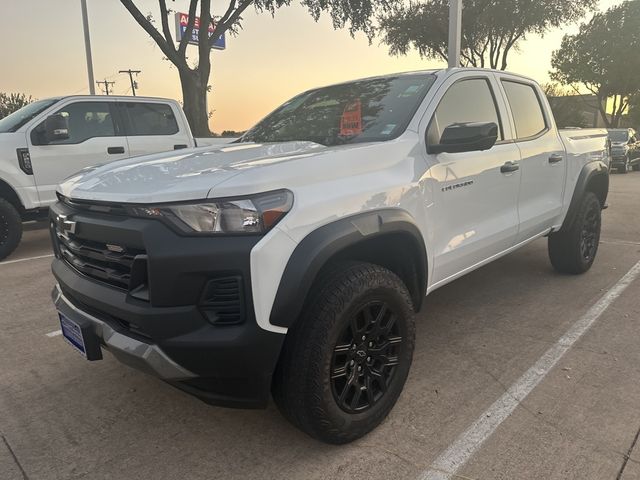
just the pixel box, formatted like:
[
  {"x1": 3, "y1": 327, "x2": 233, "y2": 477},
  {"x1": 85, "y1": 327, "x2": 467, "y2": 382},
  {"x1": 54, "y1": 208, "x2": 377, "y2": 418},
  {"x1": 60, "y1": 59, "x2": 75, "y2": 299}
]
[
  {"x1": 0, "y1": 177, "x2": 25, "y2": 213},
  {"x1": 560, "y1": 161, "x2": 609, "y2": 232},
  {"x1": 269, "y1": 209, "x2": 428, "y2": 328}
]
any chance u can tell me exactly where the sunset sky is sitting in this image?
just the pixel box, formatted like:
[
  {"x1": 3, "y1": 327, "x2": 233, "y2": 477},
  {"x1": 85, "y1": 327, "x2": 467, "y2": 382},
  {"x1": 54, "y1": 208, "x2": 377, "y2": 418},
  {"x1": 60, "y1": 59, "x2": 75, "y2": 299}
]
[{"x1": 0, "y1": 0, "x2": 623, "y2": 132}]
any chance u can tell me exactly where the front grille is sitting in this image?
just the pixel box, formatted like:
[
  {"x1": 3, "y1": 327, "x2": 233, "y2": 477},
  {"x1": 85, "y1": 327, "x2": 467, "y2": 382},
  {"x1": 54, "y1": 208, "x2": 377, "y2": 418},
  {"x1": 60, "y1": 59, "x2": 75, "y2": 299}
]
[
  {"x1": 57, "y1": 194, "x2": 128, "y2": 216},
  {"x1": 54, "y1": 225, "x2": 146, "y2": 291},
  {"x1": 200, "y1": 276, "x2": 245, "y2": 325}
]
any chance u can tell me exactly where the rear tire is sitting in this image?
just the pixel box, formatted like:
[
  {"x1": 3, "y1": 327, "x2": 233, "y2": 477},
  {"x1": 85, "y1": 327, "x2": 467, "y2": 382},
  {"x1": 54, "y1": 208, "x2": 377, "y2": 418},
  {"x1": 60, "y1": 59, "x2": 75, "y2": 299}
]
[
  {"x1": 632, "y1": 162, "x2": 640, "y2": 171},
  {"x1": 0, "y1": 199, "x2": 22, "y2": 261},
  {"x1": 272, "y1": 262, "x2": 416, "y2": 444},
  {"x1": 548, "y1": 192, "x2": 601, "y2": 274}
]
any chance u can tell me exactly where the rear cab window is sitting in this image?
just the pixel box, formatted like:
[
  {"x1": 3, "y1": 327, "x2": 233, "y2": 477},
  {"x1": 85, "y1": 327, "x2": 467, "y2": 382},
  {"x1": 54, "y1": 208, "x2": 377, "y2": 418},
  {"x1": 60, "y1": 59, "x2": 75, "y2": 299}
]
[
  {"x1": 121, "y1": 102, "x2": 179, "y2": 136},
  {"x1": 501, "y1": 80, "x2": 548, "y2": 140}
]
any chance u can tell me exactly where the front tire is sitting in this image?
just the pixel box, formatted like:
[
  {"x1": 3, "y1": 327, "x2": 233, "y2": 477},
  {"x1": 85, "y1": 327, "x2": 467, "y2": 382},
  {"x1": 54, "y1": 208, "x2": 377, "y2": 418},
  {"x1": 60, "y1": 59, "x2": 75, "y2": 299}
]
[
  {"x1": 548, "y1": 192, "x2": 602, "y2": 274},
  {"x1": 0, "y1": 199, "x2": 22, "y2": 261},
  {"x1": 273, "y1": 262, "x2": 416, "y2": 444}
]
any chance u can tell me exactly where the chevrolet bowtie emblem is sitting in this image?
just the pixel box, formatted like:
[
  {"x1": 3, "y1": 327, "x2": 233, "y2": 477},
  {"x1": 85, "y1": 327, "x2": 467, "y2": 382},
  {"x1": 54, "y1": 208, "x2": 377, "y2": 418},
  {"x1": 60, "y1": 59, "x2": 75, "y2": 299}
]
[{"x1": 56, "y1": 214, "x2": 77, "y2": 234}]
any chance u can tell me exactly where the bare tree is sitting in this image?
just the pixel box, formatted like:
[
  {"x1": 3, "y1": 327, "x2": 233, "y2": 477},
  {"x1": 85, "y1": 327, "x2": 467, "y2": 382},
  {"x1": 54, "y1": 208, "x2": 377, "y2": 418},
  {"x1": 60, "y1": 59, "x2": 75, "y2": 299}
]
[{"x1": 120, "y1": 0, "x2": 389, "y2": 135}]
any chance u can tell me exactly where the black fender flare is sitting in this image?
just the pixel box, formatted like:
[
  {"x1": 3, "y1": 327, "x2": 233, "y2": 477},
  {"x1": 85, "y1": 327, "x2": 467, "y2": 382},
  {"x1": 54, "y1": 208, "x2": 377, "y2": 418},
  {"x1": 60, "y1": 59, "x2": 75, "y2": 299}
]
[
  {"x1": 269, "y1": 209, "x2": 428, "y2": 328},
  {"x1": 559, "y1": 161, "x2": 609, "y2": 232}
]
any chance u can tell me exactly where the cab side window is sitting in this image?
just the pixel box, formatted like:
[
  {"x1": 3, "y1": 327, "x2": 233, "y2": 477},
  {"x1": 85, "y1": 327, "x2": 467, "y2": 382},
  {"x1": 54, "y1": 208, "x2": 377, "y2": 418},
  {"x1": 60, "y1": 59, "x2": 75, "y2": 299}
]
[
  {"x1": 427, "y1": 78, "x2": 503, "y2": 147},
  {"x1": 122, "y1": 102, "x2": 179, "y2": 136},
  {"x1": 39, "y1": 102, "x2": 116, "y2": 145},
  {"x1": 501, "y1": 81, "x2": 547, "y2": 140}
]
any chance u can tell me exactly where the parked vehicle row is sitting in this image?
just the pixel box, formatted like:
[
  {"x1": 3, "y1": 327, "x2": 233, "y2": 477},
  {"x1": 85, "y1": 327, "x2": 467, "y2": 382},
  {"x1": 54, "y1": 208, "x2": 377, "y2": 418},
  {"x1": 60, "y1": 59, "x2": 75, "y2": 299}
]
[
  {"x1": 0, "y1": 96, "x2": 231, "y2": 259},
  {"x1": 607, "y1": 128, "x2": 640, "y2": 173},
  {"x1": 49, "y1": 68, "x2": 610, "y2": 443}
]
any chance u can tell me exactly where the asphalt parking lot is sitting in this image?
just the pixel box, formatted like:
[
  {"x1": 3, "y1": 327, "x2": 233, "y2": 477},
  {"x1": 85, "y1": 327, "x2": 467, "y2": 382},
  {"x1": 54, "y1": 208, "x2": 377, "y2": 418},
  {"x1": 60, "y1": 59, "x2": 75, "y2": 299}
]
[{"x1": 1, "y1": 173, "x2": 639, "y2": 480}]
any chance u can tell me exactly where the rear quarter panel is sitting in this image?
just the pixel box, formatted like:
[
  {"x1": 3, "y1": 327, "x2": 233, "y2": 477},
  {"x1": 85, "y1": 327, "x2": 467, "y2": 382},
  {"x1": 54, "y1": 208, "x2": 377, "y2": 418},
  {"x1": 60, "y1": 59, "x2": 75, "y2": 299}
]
[{"x1": 557, "y1": 128, "x2": 609, "y2": 226}]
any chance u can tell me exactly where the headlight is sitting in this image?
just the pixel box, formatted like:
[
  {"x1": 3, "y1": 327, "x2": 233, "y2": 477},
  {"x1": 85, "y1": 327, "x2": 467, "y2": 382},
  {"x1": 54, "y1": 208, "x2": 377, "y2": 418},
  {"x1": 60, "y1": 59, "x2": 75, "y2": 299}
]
[{"x1": 128, "y1": 190, "x2": 293, "y2": 234}]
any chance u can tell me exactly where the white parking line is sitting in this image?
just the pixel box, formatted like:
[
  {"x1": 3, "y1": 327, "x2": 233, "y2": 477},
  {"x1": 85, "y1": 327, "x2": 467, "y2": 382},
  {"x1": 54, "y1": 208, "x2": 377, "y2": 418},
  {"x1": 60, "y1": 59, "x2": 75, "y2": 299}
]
[
  {"x1": 0, "y1": 254, "x2": 54, "y2": 266},
  {"x1": 419, "y1": 260, "x2": 640, "y2": 480},
  {"x1": 46, "y1": 330, "x2": 62, "y2": 337}
]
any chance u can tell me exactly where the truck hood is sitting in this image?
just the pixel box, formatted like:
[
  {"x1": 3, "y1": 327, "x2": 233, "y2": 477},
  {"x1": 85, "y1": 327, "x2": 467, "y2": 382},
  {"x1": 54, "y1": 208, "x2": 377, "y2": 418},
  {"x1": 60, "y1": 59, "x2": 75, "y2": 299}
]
[{"x1": 58, "y1": 142, "x2": 328, "y2": 203}]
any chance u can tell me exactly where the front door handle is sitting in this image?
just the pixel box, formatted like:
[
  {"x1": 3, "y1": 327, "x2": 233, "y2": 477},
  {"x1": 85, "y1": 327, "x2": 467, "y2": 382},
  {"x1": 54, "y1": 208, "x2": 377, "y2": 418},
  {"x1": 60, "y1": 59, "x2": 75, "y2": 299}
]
[
  {"x1": 174, "y1": 144, "x2": 188, "y2": 150},
  {"x1": 107, "y1": 146, "x2": 125, "y2": 155},
  {"x1": 500, "y1": 161, "x2": 520, "y2": 174},
  {"x1": 549, "y1": 154, "x2": 564, "y2": 164}
]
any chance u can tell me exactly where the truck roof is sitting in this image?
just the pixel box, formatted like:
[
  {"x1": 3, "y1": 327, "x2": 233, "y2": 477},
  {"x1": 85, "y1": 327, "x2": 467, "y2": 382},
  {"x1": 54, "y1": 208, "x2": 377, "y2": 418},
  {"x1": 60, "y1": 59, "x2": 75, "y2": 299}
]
[
  {"x1": 41, "y1": 95, "x2": 180, "y2": 103},
  {"x1": 299, "y1": 67, "x2": 540, "y2": 93}
]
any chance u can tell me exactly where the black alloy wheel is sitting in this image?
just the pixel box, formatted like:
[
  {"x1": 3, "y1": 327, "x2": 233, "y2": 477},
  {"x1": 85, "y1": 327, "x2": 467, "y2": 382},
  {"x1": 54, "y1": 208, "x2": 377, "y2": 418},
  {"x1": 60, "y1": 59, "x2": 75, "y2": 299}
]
[
  {"x1": 331, "y1": 301, "x2": 402, "y2": 413},
  {"x1": 579, "y1": 202, "x2": 600, "y2": 263},
  {"x1": 272, "y1": 262, "x2": 416, "y2": 444}
]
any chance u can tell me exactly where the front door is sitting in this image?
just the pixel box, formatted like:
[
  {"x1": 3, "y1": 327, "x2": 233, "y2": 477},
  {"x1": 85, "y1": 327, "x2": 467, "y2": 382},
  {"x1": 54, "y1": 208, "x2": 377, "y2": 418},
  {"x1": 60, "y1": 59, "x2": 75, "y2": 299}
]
[
  {"x1": 423, "y1": 75, "x2": 522, "y2": 286},
  {"x1": 28, "y1": 100, "x2": 129, "y2": 205}
]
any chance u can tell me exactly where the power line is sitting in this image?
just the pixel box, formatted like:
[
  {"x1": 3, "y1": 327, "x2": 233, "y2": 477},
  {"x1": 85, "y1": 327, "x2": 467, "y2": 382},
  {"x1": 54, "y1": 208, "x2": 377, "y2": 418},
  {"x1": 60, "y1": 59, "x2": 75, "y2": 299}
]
[
  {"x1": 119, "y1": 69, "x2": 141, "y2": 96},
  {"x1": 96, "y1": 79, "x2": 116, "y2": 95}
]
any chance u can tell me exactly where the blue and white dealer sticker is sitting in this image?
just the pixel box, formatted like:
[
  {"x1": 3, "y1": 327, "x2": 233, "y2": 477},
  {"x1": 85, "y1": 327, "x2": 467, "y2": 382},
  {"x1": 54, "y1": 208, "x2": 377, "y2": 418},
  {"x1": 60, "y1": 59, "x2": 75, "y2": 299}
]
[{"x1": 58, "y1": 313, "x2": 87, "y2": 358}]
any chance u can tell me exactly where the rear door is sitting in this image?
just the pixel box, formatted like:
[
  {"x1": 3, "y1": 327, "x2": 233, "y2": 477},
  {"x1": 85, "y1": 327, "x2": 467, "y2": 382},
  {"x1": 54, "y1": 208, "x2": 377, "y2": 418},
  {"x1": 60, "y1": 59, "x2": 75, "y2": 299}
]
[
  {"x1": 117, "y1": 100, "x2": 193, "y2": 156},
  {"x1": 423, "y1": 74, "x2": 522, "y2": 285},
  {"x1": 27, "y1": 99, "x2": 129, "y2": 205},
  {"x1": 499, "y1": 79, "x2": 567, "y2": 241}
]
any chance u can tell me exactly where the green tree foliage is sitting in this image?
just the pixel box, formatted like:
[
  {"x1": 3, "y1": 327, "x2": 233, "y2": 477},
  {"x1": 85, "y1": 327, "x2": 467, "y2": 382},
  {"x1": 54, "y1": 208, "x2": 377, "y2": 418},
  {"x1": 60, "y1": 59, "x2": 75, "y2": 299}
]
[
  {"x1": 0, "y1": 92, "x2": 34, "y2": 119},
  {"x1": 379, "y1": 0, "x2": 596, "y2": 70},
  {"x1": 120, "y1": 0, "x2": 390, "y2": 136},
  {"x1": 551, "y1": 0, "x2": 640, "y2": 128}
]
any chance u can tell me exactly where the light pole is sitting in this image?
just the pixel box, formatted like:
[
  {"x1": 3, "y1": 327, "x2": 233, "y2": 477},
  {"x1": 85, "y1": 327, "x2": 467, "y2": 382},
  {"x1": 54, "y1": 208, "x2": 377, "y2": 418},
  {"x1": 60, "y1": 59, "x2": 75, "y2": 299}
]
[
  {"x1": 80, "y1": 0, "x2": 96, "y2": 94},
  {"x1": 448, "y1": 0, "x2": 462, "y2": 68}
]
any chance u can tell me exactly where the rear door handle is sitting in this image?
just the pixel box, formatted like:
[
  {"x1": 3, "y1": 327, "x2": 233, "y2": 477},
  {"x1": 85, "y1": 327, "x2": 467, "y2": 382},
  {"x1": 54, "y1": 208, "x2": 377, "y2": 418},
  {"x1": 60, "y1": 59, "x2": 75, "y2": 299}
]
[
  {"x1": 500, "y1": 161, "x2": 520, "y2": 174},
  {"x1": 174, "y1": 144, "x2": 188, "y2": 150},
  {"x1": 549, "y1": 154, "x2": 564, "y2": 164},
  {"x1": 107, "y1": 146, "x2": 125, "y2": 155}
]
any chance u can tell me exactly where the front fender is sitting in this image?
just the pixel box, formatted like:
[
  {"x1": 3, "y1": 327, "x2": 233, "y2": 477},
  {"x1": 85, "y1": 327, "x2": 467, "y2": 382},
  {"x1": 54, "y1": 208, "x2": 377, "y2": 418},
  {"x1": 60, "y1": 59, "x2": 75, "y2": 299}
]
[{"x1": 269, "y1": 209, "x2": 428, "y2": 328}]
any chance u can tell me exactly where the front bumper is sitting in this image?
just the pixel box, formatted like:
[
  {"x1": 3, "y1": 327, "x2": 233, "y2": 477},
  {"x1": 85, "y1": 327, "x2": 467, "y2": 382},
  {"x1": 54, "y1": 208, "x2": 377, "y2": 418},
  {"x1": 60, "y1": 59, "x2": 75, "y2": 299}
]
[
  {"x1": 53, "y1": 284, "x2": 195, "y2": 379},
  {"x1": 49, "y1": 200, "x2": 286, "y2": 409}
]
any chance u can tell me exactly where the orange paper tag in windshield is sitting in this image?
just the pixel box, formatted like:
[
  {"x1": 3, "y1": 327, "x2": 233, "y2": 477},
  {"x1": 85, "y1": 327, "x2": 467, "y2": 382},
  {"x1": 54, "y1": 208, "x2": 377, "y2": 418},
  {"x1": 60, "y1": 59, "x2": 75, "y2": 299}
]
[{"x1": 340, "y1": 100, "x2": 363, "y2": 136}]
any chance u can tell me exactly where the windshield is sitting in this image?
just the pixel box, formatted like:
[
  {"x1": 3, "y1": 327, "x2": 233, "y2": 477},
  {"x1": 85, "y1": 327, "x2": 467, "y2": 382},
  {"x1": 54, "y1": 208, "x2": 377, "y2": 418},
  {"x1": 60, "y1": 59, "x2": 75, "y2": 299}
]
[
  {"x1": 241, "y1": 74, "x2": 436, "y2": 146},
  {"x1": 0, "y1": 98, "x2": 59, "y2": 133},
  {"x1": 608, "y1": 130, "x2": 629, "y2": 143}
]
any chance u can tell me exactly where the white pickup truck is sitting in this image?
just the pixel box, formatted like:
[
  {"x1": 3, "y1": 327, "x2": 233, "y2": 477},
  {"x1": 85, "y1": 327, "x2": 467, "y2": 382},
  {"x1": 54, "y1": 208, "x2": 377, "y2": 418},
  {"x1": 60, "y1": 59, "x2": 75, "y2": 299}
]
[
  {"x1": 49, "y1": 68, "x2": 609, "y2": 444},
  {"x1": 0, "y1": 95, "x2": 231, "y2": 259}
]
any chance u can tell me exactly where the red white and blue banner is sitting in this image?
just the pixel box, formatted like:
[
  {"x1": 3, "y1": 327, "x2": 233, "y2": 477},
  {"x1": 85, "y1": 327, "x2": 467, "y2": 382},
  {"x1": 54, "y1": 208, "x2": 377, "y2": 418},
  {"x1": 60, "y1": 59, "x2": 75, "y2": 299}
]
[{"x1": 175, "y1": 12, "x2": 226, "y2": 50}]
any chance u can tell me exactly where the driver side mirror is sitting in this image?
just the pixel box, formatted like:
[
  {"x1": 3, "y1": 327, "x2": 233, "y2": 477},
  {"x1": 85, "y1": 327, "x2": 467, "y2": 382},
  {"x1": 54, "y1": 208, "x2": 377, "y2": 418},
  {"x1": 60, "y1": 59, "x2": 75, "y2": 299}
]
[
  {"x1": 44, "y1": 113, "x2": 70, "y2": 142},
  {"x1": 428, "y1": 122, "x2": 498, "y2": 154}
]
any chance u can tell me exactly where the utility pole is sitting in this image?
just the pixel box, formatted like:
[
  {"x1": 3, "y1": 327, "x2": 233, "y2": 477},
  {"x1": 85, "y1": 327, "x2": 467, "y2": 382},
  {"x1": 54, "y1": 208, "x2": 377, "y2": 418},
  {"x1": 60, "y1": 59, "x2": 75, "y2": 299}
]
[
  {"x1": 80, "y1": 0, "x2": 96, "y2": 94},
  {"x1": 448, "y1": 0, "x2": 462, "y2": 68},
  {"x1": 96, "y1": 80, "x2": 115, "y2": 95},
  {"x1": 119, "y1": 69, "x2": 141, "y2": 96}
]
